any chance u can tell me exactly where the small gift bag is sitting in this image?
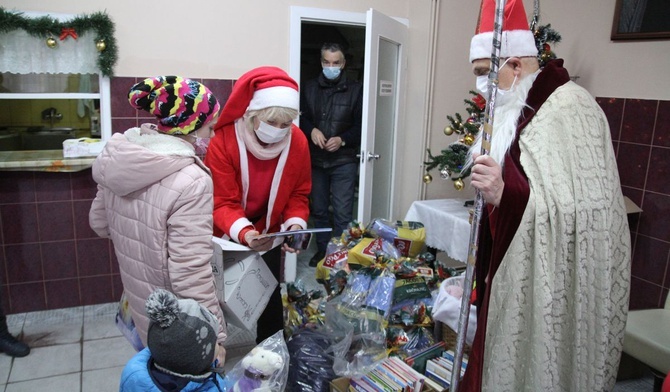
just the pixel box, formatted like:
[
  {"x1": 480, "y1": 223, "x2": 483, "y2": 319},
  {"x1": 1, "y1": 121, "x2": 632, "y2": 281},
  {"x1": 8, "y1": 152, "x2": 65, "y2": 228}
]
[{"x1": 115, "y1": 291, "x2": 144, "y2": 352}]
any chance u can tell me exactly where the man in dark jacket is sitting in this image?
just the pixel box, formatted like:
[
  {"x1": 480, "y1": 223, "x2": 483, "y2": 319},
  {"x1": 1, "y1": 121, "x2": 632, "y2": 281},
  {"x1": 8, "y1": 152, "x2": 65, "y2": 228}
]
[{"x1": 300, "y1": 42, "x2": 363, "y2": 266}]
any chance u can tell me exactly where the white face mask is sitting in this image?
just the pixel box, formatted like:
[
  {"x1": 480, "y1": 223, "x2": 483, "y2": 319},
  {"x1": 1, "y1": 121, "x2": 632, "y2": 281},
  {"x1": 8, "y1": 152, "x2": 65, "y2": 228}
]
[
  {"x1": 255, "y1": 121, "x2": 290, "y2": 144},
  {"x1": 475, "y1": 58, "x2": 516, "y2": 105},
  {"x1": 496, "y1": 75, "x2": 518, "y2": 107},
  {"x1": 193, "y1": 136, "x2": 210, "y2": 156},
  {"x1": 476, "y1": 75, "x2": 490, "y2": 96}
]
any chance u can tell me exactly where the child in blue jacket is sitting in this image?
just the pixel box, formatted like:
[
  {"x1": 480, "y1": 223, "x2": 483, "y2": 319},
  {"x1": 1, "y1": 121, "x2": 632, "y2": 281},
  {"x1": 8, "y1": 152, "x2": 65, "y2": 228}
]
[{"x1": 120, "y1": 289, "x2": 225, "y2": 391}]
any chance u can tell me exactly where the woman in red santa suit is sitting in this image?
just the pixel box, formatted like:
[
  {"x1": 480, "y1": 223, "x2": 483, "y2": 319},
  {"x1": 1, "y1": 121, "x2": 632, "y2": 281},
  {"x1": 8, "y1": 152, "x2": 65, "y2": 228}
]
[{"x1": 204, "y1": 66, "x2": 311, "y2": 343}]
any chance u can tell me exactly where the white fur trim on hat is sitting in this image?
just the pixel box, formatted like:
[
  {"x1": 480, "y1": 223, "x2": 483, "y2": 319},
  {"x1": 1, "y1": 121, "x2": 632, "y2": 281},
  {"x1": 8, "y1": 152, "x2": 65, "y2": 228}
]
[
  {"x1": 248, "y1": 86, "x2": 300, "y2": 111},
  {"x1": 469, "y1": 30, "x2": 537, "y2": 63}
]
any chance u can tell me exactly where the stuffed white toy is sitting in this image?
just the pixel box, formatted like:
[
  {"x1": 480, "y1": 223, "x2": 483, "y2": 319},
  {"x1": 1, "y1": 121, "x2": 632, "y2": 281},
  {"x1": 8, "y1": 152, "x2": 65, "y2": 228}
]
[{"x1": 232, "y1": 347, "x2": 283, "y2": 392}]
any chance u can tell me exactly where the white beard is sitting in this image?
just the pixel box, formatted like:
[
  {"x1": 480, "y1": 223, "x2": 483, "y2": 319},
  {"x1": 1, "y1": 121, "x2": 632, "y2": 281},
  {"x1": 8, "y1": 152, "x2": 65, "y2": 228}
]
[{"x1": 465, "y1": 69, "x2": 540, "y2": 169}]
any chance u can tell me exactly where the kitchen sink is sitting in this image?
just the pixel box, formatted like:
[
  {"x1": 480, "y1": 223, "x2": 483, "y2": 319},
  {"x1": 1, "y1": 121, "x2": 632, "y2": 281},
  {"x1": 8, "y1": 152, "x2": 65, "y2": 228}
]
[{"x1": 21, "y1": 128, "x2": 77, "y2": 150}]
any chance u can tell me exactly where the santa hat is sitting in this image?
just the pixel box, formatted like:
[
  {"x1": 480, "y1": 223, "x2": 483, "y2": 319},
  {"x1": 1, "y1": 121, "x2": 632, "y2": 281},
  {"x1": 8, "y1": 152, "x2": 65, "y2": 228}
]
[
  {"x1": 217, "y1": 66, "x2": 299, "y2": 126},
  {"x1": 469, "y1": 0, "x2": 537, "y2": 63}
]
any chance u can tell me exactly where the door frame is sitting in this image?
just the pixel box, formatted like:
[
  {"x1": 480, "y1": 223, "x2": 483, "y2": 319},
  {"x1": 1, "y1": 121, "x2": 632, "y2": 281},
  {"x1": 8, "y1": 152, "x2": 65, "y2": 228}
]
[
  {"x1": 289, "y1": 7, "x2": 366, "y2": 86},
  {"x1": 289, "y1": 6, "x2": 409, "y2": 224}
]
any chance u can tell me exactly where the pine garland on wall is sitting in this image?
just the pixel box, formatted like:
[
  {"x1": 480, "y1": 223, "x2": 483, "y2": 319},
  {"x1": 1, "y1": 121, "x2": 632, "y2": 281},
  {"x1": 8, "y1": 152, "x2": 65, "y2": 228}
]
[{"x1": 0, "y1": 7, "x2": 118, "y2": 76}]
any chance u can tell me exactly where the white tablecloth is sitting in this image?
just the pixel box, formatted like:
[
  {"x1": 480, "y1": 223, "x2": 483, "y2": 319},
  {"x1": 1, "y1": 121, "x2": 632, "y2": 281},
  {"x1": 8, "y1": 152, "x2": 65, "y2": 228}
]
[{"x1": 404, "y1": 198, "x2": 472, "y2": 263}]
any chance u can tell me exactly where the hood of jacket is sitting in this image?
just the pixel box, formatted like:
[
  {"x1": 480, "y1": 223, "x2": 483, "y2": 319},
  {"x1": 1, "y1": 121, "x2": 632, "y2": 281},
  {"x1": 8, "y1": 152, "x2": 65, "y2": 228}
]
[{"x1": 93, "y1": 126, "x2": 208, "y2": 196}]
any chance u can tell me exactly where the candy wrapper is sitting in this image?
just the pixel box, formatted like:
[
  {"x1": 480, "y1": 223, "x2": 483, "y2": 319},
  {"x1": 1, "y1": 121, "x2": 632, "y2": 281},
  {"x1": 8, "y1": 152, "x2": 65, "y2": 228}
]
[
  {"x1": 366, "y1": 219, "x2": 426, "y2": 257},
  {"x1": 283, "y1": 280, "x2": 325, "y2": 336},
  {"x1": 389, "y1": 277, "x2": 434, "y2": 326}
]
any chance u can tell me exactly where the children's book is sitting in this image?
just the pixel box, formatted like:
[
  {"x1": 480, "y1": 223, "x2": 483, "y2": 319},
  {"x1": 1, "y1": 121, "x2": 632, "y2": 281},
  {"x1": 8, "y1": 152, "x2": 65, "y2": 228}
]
[{"x1": 403, "y1": 341, "x2": 446, "y2": 374}]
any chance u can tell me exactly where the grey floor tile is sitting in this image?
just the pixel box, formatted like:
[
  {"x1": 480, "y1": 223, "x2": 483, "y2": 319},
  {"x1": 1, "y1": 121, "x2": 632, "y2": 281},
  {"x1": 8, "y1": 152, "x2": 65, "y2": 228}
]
[
  {"x1": 83, "y1": 303, "x2": 117, "y2": 319},
  {"x1": 82, "y1": 336, "x2": 136, "y2": 371},
  {"x1": 5, "y1": 372, "x2": 80, "y2": 392},
  {"x1": 83, "y1": 315, "x2": 121, "y2": 341},
  {"x1": 21, "y1": 318, "x2": 83, "y2": 348},
  {"x1": 0, "y1": 354, "x2": 11, "y2": 384},
  {"x1": 8, "y1": 343, "x2": 81, "y2": 383},
  {"x1": 612, "y1": 375, "x2": 655, "y2": 391},
  {"x1": 82, "y1": 366, "x2": 124, "y2": 392},
  {"x1": 6, "y1": 313, "x2": 26, "y2": 337},
  {"x1": 23, "y1": 307, "x2": 83, "y2": 327}
]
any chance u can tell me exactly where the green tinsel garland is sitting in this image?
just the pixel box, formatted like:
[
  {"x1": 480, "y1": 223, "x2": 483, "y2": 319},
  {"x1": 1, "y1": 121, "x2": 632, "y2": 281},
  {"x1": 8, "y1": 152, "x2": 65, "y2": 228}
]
[{"x1": 0, "y1": 7, "x2": 118, "y2": 77}]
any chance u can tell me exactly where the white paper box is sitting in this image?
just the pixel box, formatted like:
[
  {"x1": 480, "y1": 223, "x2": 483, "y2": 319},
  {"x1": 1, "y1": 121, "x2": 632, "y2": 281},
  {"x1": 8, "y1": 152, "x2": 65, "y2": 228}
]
[
  {"x1": 210, "y1": 237, "x2": 278, "y2": 330},
  {"x1": 63, "y1": 138, "x2": 106, "y2": 158}
]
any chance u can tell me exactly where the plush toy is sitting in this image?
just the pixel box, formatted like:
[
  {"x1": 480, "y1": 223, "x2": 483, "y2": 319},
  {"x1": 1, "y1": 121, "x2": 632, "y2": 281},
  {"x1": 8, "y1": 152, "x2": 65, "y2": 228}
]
[{"x1": 233, "y1": 347, "x2": 283, "y2": 392}]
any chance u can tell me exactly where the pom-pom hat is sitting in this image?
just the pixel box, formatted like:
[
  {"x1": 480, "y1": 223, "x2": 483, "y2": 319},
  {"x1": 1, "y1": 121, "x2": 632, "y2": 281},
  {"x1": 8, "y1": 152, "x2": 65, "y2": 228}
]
[
  {"x1": 217, "y1": 66, "x2": 299, "y2": 127},
  {"x1": 128, "y1": 76, "x2": 221, "y2": 135},
  {"x1": 469, "y1": 0, "x2": 537, "y2": 62},
  {"x1": 145, "y1": 289, "x2": 219, "y2": 379}
]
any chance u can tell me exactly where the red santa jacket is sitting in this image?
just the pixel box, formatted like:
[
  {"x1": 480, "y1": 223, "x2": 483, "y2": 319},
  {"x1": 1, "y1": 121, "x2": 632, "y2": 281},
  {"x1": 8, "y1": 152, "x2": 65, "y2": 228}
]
[{"x1": 204, "y1": 120, "x2": 311, "y2": 242}]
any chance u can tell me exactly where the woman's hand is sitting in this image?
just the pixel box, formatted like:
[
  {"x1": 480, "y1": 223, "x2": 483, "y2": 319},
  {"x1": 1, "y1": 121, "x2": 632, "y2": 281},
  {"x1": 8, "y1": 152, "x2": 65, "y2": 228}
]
[
  {"x1": 244, "y1": 230, "x2": 274, "y2": 252},
  {"x1": 470, "y1": 153, "x2": 504, "y2": 207},
  {"x1": 281, "y1": 224, "x2": 303, "y2": 254}
]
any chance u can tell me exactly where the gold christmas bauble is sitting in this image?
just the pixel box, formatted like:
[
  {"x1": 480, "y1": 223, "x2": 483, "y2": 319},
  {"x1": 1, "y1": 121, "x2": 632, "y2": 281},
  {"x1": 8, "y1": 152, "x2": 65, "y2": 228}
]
[
  {"x1": 443, "y1": 126, "x2": 454, "y2": 136},
  {"x1": 96, "y1": 40, "x2": 107, "y2": 52},
  {"x1": 463, "y1": 133, "x2": 475, "y2": 146},
  {"x1": 46, "y1": 37, "x2": 57, "y2": 48},
  {"x1": 454, "y1": 178, "x2": 465, "y2": 190},
  {"x1": 423, "y1": 173, "x2": 433, "y2": 184}
]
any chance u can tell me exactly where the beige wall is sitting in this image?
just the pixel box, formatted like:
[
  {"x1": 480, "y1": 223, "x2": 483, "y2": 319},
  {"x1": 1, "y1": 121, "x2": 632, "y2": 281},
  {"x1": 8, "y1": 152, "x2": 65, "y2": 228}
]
[
  {"x1": 5, "y1": 0, "x2": 669, "y2": 216},
  {"x1": 4, "y1": 0, "x2": 434, "y2": 220},
  {"x1": 425, "y1": 0, "x2": 670, "y2": 201}
]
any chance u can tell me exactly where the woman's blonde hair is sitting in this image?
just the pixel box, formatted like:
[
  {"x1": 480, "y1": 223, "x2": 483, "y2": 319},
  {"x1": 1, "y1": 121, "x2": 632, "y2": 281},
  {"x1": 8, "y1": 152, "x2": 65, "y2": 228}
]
[{"x1": 245, "y1": 106, "x2": 299, "y2": 130}]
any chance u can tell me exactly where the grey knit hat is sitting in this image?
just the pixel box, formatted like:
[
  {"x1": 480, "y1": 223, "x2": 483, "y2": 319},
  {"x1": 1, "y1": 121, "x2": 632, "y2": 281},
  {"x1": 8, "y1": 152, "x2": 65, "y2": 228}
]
[{"x1": 145, "y1": 289, "x2": 219, "y2": 379}]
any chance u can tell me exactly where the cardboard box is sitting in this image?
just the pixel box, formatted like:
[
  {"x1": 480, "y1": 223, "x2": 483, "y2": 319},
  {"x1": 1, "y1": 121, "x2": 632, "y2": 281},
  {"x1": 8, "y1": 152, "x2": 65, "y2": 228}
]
[
  {"x1": 210, "y1": 237, "x2": 278, "y2": 330},
  {"x1": 63, "y1": 138, "x2": 106, "y2": 158},
  {"x1": 330, "y1": 377, "x2": 350, "y2": 392}
]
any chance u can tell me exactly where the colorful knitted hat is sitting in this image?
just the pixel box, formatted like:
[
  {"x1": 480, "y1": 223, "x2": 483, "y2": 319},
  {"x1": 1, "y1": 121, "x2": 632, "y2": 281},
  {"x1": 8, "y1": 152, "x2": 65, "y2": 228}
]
[
  {"x1": 145, "y1": 289, "x2": 219, "y2": 379},
  {"x1": 469, "y1": 0, "x2": 537, "y2": 62},
  {"x1": 128, "y1": 76, "x2": 221, "y2": 135},
  {"x1": 217, "y1": 66, "x2": 299, "y2": 127}
]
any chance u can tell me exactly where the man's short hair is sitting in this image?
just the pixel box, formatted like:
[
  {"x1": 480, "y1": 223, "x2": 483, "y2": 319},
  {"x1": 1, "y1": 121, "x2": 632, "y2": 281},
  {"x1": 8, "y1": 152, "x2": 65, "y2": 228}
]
[{"x1": 320, "y1": 42, "x2": 345, "y2": 57}]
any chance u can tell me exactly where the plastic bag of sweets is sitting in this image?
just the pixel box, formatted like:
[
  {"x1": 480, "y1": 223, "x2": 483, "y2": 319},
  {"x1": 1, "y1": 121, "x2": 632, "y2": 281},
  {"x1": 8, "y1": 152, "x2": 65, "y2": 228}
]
[
  {"x1": 389, "y1": 277, "x2": 434, "y2": 326},
  {"x1": 348, "y1": 237, "x2": 402, "y2": 268},
  {"x1": 364, "y1": 268, "x2": 396, "y2": 319},
  {"x1": 315, "y1": 239, "x2": 351, "y2": 294},
  {"x1": 366, "y1": 219, "x2": 427, "y2": 257}
]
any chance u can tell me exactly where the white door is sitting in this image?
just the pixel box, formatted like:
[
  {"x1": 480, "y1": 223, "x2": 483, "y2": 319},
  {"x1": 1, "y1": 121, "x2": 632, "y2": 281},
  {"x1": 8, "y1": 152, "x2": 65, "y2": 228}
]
[
  {"x1": 358, "y1": 9, "x2": 408, "y2": 223},
  {"x1": 289, "y1": 7, "x2": 407, "y2": 225}
]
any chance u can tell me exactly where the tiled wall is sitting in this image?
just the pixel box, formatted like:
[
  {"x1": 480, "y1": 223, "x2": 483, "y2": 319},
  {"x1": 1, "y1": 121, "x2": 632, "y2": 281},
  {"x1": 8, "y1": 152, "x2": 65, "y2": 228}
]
[
  {"x1": 0, "y1": 76, "x2": 233, "y2": 314},
  {"x1": 597, "y1": 97, "x2": 670, "y2": 310},
  {"x1": 0, "y1": 83, "x2": 667, "y2": 314}
]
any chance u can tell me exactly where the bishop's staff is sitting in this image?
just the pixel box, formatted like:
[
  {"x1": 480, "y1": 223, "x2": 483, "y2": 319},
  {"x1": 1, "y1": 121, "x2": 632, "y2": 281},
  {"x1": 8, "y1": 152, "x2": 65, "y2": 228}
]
[{"x1": 449, "y1": 0, "x2": 506, "y2": 390}]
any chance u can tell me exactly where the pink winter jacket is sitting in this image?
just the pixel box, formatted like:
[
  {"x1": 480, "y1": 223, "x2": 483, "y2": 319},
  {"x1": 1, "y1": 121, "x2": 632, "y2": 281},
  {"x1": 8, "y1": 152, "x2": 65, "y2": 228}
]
[{"x1": 89, "y1": 126, "x2": 226, "y2": 347}]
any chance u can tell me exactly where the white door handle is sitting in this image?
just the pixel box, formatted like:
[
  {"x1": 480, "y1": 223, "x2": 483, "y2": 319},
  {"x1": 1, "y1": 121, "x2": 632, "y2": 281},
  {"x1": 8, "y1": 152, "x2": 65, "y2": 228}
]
[{"x1": 367, "y1": 151, "x2": 380, "y2": 161}]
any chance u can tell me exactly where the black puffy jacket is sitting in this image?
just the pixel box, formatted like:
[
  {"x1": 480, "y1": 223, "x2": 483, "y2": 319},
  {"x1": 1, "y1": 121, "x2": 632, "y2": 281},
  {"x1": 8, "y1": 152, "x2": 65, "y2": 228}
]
[{"x1": 299, "y1": 72, "x2": 363, "y2": 168}]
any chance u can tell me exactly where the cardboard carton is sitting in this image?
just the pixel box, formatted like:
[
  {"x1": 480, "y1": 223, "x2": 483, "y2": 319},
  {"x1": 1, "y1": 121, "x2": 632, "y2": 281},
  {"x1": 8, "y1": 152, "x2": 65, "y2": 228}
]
[
  {"x1": 210, "y1": 237, "x2": 278, "y2": 330},
  {"x1": 63, "y1": 138, "x2": 106, "y2": 157}
]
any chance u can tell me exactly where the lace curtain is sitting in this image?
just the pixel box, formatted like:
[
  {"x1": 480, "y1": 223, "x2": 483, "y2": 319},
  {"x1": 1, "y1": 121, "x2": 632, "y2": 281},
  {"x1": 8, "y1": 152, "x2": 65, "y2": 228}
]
[{"x1": 0, "y1": 30, "x2": 99, "y2": 75}]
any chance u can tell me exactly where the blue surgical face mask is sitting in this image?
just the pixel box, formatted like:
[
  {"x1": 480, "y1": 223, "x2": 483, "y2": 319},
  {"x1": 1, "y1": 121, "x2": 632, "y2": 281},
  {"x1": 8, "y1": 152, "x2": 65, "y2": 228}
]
[{"x1": 322, "y1": 66, "x2": 341, "y2": 80}]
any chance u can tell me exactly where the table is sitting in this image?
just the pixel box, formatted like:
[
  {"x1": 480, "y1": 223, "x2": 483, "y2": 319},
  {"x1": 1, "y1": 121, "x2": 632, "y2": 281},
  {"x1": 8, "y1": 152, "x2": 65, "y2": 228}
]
[{"x1": 404, "y1": 198, "x2": 472, "y2": 263}]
